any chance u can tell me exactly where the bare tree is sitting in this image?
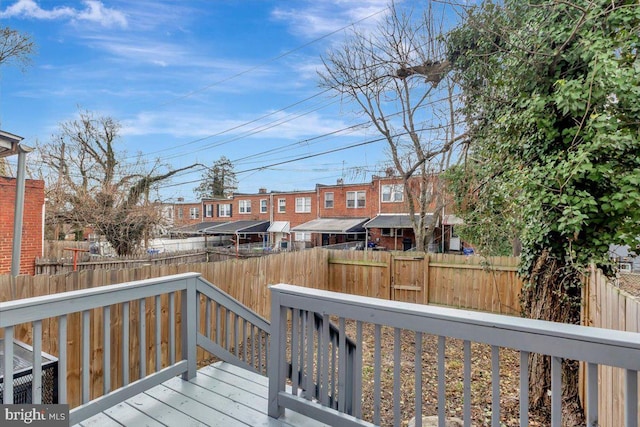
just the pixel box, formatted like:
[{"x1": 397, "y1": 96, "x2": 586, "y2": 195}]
[
  {"x1": 319, "y1": 2, "x2": 466, "y2": 251},
  {"x1": 38, "y1": 110, "x2": 197, "y2": 255},
  {"x1": 0, "y1": 26, "x2": 34, "y2": 69},
  {"x1": 0, "y1": 27, "x2": 35, "y2": 175}
]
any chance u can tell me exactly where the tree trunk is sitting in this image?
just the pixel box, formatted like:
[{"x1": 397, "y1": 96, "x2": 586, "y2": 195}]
[{"x1": 522, "y1": 249, "x2": 585, "y2": 426}]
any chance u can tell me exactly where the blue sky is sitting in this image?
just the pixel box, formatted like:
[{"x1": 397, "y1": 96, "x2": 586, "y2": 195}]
[{"x1": 1, "y1": 0, "x2": 447, "y2": 201}]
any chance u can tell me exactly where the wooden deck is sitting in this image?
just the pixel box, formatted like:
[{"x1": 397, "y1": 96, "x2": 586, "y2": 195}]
[{"x1": 74, "y1": 362, "x2": 329, "y2": 427}]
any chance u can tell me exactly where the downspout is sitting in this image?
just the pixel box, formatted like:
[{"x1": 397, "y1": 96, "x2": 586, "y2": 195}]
[{"x1": 11, "y1": 144, "x2": 34, "y2": 276}]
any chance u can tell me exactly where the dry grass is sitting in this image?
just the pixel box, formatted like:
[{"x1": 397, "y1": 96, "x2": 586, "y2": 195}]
[{"x1": 351, "y1": 323, "x2": 548, "y2": 427}]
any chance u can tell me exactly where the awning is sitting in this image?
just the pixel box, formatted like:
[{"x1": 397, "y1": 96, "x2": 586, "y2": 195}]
[
  {"x1": 171, "y1": 221, "x2": 227, "y2": 235},
  {"x1": 291, "y1": 218, "x2": 368, "y2": 234},
  {"x1": 201, "y1": 220, "x2": 270, "y2": 235},
  {"x1": 443, "y1": 214, "x2": 464, "y2": 225},
  {"x1": 267, "y1": 221, "x2": 290, "y2": 233},
  {"x1": 364, "y1": 214, "x2": 434, "y2": 229}
]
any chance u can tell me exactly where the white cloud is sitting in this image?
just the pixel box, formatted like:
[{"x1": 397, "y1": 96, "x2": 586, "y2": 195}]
[
  {"x1": 0, "y1": 0, "x2": 127, "y2": 28},
  {"x1": 271, "y1": 0, "x2": 390, "y2": 39},
  {"x1": 0, "y1": 0, "x2": 74, "y2": 19},
  {"x1": 120, "y1": 109, "x2": 358, "y2": 143},
  {"x1": 76, "y1": 0, "x2": 127, "y2": 28}
]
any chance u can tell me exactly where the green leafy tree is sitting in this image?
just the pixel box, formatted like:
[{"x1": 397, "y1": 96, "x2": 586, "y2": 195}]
[
  {"x1": 447, "y1": 0, "x2": 640, "y2": 423},
  {"x1": 194, "y1": 156, "x2": 237, "y2": 199},
  {"x1": 443, "y1": 160, "x2": 523, "y2": 256}
]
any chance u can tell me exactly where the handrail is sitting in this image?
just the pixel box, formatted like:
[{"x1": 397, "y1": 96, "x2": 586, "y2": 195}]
[
  {"x1": 1, "y1": 273, "x2": 201, "y2": 424},
  {"x1": 268, "y1": 284, "x2": 640, "y2": 427},
  {"x1": 0, "y1": 273, "x2": 359, "y2": 426}
]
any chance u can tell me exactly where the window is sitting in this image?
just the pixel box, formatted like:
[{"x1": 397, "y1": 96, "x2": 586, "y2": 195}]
[
  {"x1": 382, "y1": 184, "x2": 403, "y2": 202},
  {"x1": 346, "y1": 191, "x2": 366, "y2": 208},
  {"x1": 382, "y1": 228, "x2": 403, "y2": 237},
  {"x1": 260, "y1": 199, "x2": 268, "y2": 213},
  {"x1": 177, "y1": 208, "x2": 183, "y2": 219},
  {"x1": 278, "y1": 198, "x2": 286, "y2": 213},
  {"x1": 324, "y1": 192, "x2": 334, "y2": 208},
  {"x1": 190, "y1": 207, "x2": 199, "y2": 219},
  {"x1": 295, "y1": 232, "x2": 311, "y2": 242},
  {"x1": 239, "y1": 200, "x2": 251, "y2": 214},
  {"x1": 205, "y1": 204, "x2": 213, "y2": 218},
  {"x1": 295, "y1": 197, "x2": 311, "y2": 213},
  {"x1": 218, "y1": 203, "x2": 231, "y2": 217}
]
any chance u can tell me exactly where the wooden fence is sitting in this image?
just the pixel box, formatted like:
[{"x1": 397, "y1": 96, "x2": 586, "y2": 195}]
[
  {"x1": 582, "y1": 266, "x2": 640, "y2": 427},
  {"x1": 2, "y1": 248, "x2": 639, "y2": 425}
]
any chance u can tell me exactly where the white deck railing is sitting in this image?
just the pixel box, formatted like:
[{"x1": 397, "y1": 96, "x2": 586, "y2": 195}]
[
  {"x1": 0, "y1": 273, "x2": 272, "y2": 425},
  {"x1": 268, "y1": 284, "x2": 640, "y2": 427}
]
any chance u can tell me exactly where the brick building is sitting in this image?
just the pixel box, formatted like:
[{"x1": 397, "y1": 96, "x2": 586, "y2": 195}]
[
  {"x1": 0, "y1": 177, "x2": 45, "y2": 275},
  {"x1": 163, "y1": 174, "x2": 460, "y2": 253}
]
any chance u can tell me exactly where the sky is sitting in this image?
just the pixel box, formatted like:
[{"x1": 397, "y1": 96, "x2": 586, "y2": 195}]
[{"x1": 0, "y1": 0, "x2": 455, "y2": 201}]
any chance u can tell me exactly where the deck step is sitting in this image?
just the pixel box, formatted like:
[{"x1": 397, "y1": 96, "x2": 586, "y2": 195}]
[{"x1": 74, "y1": 362, "x2": 329, "y2": 427}]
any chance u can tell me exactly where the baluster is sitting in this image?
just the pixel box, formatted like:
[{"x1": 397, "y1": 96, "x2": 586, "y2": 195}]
[
  {"x1": 374, "y1": 323, "x2": 382, "y2": 425},
  {"x1": 492, "y1": 346, "x2": 500, "y2": 426},
  {"x1": 586, "y1": 363, "x2": 598, "y2": 427},
  {"x1": 415, "y1": 332, "x2": 423, "y2": 427},
  {"x1": 321, "y1": 313, "x2": 330, "y2": 407},
  {"x1": 520, "y1": 351, "x2": 529, "y2": 427},
  {"x1": 394, "y1": 328, "x2": 401, "y2": 426},
  {"x1": 305, "y1": 311, "x2": 314, "y2": 400},
  {"x1": 32, "y1": 320, "x2": 42, "y2": 404},
  {"x1": 438, "y1": 336, "x2": 446, "y2": 426},
  {"x1": 291, "y1": 310, "x2": 300, "y2": 394},
  {"x1": 205, "y1": 297, "x2": 211, "y2": 339},
  {"x1": 155, "y1": 295, "x2": 161, "y2": 370},
  {"x1": 354, "y1": 320, "x2": 363, "y2": 418},
  {"x1": 3, "y1": 326, "x2": 15, "y2": 403},
  {"x1": 138, "y1": 300, "x2": 145, "y2": 379},
  {"x1": 169, "y1": 293, "x2": 175, "y2": 365},
  {"x1": 338, "y1": 317, "x2": 346, "y2": 413},
  {"x1": 122, "y1": 302, "x2": 130, "y2": 386},
  {"x1": 624, "y1": 369, "x2": 637, "y2": 427},
  {"x1": 551, "y1": 356, "x2": 561, "y2": 427},
  {"x1": 82, "y1": 310, "x2": 91, "y2": 402},
  {"x1": 58, "y1": 316, "x2": 67, "y2": 404},
  {"x1": 464, "y1": 341, "x2": 472, "y2": 427},
  {"x1": 104, "y1": 305, "x2": 111, "y2": 392}
]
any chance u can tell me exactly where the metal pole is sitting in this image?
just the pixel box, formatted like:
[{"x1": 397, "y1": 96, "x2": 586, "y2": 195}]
[{"x1": 11, "y1": 144, "x2": 34, "y2": 276}]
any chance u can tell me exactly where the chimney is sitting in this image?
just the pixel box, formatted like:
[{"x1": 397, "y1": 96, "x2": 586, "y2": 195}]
[
  {"x1": 337, "y1": 178, "x2": 344, "y2": 185},
  {"x1": 258, "y1": 188, "x2": 267, "y2": 194},
  {"x1": 177, "y1": 197, "x2": 184, "y2": 202}
]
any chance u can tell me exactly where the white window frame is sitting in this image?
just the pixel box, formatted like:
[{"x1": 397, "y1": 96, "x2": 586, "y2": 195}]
[
  {"x1": 218, "y1": 203, "x2": 231, "y2": 217},
  {"x1": 260, "y1": 199, "x2": 268, "y2": 213},
  {"x1": 295, "y1": 232, "x2": 311, "y2": 242},
  {"x1": 205, "y1": 204, "x2": 213, "y2": 218},
  {"x1": 190, "y1": 207, "x2": 199, "y2": 219},
  {"x1": 381, "y1": 228, "x2": 404, "y2": 237},
  {"x1": 278, "y1": 198, "x2": 286, "y2": 213},
  {"x1": 382, "y1": 184, "x2": 404, "y2": 203},
  {"x1": 239, "y1": 200, "x2": 251, "y2": 214},
  {"x1": 324, "y1": 192, "x2": 334, "y2": 208},
  {"x1": 177, "y1": 208, "x2": 183, "y2": 219},
  {"x1": 346, "y1": 191, "x2": 366, "y2": 208},
  {"x1": 295, "y1": 197, "x2": 311, "y2": 213}
]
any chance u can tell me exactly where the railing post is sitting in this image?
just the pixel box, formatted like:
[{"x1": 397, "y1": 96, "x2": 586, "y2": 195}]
[
  {"x1": 268, "y1": 286, "x2": 287, "y2": 419},
  {"x1": 181, "y1": 277, "x2": 197, "y2": 380}
]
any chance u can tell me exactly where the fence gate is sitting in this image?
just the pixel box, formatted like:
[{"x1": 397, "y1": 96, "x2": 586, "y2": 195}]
[{"x1": 391, "y1": 255, "x2": 427, "y2": 304}]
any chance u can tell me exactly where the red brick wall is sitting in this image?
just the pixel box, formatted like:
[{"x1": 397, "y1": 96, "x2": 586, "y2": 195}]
[{"x1": 0, "y1": 177, "x2": 44, "y2": 275}]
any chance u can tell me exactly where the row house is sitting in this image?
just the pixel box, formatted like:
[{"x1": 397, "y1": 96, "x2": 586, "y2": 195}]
[{"x1": 164, "y1": 175, "x2": 462, "y2": 252}]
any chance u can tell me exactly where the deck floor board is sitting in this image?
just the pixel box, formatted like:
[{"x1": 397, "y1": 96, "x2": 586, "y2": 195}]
[{"x1": 73, "y1": 362, "x2": 329, "y2": 427}]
